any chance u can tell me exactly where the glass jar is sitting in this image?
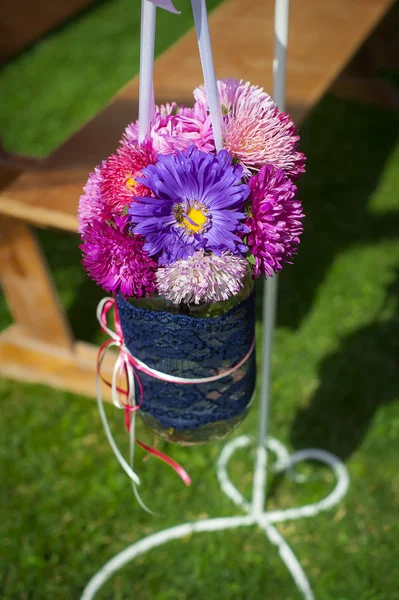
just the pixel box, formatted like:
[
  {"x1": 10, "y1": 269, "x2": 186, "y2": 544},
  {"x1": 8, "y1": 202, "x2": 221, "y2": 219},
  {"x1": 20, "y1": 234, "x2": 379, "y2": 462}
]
[{"x1": 116, "y1": 275, "x2": 256, "y2": 445}]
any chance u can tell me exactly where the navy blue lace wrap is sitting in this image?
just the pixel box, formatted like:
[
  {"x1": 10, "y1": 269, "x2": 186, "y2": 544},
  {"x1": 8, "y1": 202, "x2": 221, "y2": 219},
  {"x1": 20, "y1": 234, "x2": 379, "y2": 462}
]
[{"x1": 116, "y1": 294, "x2": 256, "y2": 431}]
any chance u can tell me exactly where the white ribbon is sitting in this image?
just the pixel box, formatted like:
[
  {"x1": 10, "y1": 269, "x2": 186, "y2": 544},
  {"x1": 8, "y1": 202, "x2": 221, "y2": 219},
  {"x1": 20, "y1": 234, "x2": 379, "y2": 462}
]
[
  {"x1": 96, "y1": 346, "x2": 140, "y2": 486},
  {"x1": 138, "y1": 0, "x2": 157, "y2": 142},
  {"x1": 140, "y1": 0, "x2": 223, "y2": 151},
  {"x1": 190, "y1": 0, "x2": 223, "y2": 151}
]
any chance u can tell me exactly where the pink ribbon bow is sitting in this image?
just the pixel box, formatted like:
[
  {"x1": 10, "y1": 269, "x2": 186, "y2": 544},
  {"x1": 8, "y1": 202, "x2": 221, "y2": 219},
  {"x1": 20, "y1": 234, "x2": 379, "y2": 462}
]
[{"x1": 97, "y1": 297, "x2": 191, "y2": 486}]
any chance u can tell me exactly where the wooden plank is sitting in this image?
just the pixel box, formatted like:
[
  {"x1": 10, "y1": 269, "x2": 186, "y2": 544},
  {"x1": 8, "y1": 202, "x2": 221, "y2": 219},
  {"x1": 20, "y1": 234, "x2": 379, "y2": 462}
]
[
  {"x1": 0, "y1": 0, "x2": 96, "y2": 64},
  {"x1": 0, "y1": 218, "x2": 73, "y2": 348},
  {"x1": 0, "y1": 0, "x2": 393, "y2": 232},
  {"x1": 0, "y1": 325, "x2": 115, "y2": 402}
]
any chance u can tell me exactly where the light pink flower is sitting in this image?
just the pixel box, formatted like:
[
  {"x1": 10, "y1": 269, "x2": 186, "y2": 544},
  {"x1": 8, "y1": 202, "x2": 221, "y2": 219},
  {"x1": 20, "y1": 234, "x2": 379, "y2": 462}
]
[
  {"x1": 194, "y1": 78, "x2": 274, "y2": 115},
  {"x1": 122, "y1": 103, "x2": 214, "y2": 155}
]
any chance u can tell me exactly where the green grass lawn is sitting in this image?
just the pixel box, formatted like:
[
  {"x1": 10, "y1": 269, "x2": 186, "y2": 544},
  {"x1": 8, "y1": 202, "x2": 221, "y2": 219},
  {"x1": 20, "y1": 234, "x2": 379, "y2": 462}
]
[{"x1": 1, "y1": 1, "x2": 399, "y2": 599}]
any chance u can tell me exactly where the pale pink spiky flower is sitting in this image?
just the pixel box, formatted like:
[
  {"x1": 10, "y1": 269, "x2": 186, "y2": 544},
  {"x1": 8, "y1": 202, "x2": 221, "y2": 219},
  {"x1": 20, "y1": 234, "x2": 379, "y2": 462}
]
[
  {"x1": 194, "y1": 78, "x2": 274, "y2": 115},
  {"x1": 194, "y1": 78, "x2": 306, "y2": 179},
  {"x1": 156, "y1": 249, "x2": 249, "y2": 304}
]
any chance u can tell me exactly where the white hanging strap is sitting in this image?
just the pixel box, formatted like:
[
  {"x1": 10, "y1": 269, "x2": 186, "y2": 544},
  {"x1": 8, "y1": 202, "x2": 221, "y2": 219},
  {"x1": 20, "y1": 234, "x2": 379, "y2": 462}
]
[
  {"x1": 273, "y1": 0, "x2": 290, "y2": 111},
  {"x1": 140, "y1": 0, "x2": 223, "y2": 151},
  {"x1": 190, "y1": 0, "x2": 223, "y2": 151},
  {"x1": 138, "y1": 0, "x2": 157, "y2": 142}
]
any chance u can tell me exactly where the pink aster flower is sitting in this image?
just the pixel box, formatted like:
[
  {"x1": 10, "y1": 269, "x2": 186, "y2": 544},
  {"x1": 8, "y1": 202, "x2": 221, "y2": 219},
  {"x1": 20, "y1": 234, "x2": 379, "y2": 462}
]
[
  {"x1": 224, "y1": 102, "x2": 306, "y2": 178},
  {"x1": 122, "y1": 102, "x2": 214, "y2": 155},
  {"x1": 194, "y1": 78, "x2": 306, "y2": 178},
  {"x1": 246, "y1": 165, "x2": 304, "y2": 278},
  {"x1": 100, "y1": 143, "x2": 156, "y2": 215},
  {"x1": 156, "y1": 249, "x2": 249, "y2": 304},
  {"x1": 80, "y1": 215, "x2": 157, "y2": 298},
  {"x1": 78, "y1": 162, "x2": 108, "y2": 234}
]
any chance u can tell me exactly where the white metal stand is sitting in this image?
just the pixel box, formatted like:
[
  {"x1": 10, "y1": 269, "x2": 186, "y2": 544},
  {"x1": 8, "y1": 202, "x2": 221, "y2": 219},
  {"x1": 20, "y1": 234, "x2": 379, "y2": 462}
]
[
  {"x1": 81, "y1": 435, "x2": 349, "y2": 600},
  {"x1": 80, "y1": 1, "x2": 350, "y2": 597}
]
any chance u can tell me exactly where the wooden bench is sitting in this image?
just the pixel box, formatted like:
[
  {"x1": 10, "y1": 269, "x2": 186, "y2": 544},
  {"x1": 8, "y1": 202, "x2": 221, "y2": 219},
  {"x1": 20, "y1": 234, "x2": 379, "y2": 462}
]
[{"x1": 0, "y1": 0, "x2": 394, "y2": 399}]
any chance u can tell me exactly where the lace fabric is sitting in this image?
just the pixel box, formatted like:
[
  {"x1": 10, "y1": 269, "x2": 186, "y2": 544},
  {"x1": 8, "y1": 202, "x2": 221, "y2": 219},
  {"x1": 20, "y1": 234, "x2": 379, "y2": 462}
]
[{"x1": 116, "y1": 294, "x2": 256, "y2": 431}]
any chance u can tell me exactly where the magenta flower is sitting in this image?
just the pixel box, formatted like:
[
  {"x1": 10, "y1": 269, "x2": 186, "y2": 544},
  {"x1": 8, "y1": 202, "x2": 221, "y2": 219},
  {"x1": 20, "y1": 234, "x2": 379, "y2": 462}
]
[
  {"x1": 100, "y1": 143, "x2": 156, "y2": 215},
  {"x1": 194, "y1": 78, "x2": 306, "y2": 178},
  {"x1": 122, "y1": 103, "x2": 214, "y2": 155},
  {"x1": 246, "y1": 165, "x2": 304, "y2": 278},
  {"x1": 80, "y1": 216, "x2": 157, "y2": 298},
  {"x1": 156, "y1": 249, "x2": 249, "y2": 304},
  {"x1": 78, "y1": 162, "x2": 108, "y2": 234}
]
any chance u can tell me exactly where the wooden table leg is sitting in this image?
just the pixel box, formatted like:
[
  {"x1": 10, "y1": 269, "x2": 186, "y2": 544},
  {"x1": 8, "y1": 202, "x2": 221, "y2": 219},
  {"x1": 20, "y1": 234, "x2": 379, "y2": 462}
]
[
  {"x1": 0, "y1": 217, "x2": 114, "y2": 399},
  {"x1": 0, "y1": 217, "x2": 73, "y2": 348}
]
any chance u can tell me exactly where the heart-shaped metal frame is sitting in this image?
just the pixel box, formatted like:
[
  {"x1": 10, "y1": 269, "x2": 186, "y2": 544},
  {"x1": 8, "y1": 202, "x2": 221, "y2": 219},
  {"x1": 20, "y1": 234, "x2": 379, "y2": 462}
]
[{"x1": 81, "y1": 436, "x2": 349, "y2": 600}]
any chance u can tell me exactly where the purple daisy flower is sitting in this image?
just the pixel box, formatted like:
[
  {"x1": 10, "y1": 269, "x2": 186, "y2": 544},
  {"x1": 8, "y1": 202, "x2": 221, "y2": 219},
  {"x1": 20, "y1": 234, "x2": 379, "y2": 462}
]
[
  {"x1": 246, "y1": 165, "x2": 304, "y2": 278},
  {"x1": 129, "y1": 146, "x2": 250, "y2": 265},
  {"x1": 80, "y1": 215, "x2": 157, "y2": 298}
]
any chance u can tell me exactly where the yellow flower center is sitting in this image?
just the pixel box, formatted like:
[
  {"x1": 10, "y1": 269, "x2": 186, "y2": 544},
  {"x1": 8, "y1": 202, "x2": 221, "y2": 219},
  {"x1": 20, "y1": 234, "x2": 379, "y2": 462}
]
[
  {"x1": 183, "y1": 206, "x2": 208, "y2": 232},
  {"x1": 174, "y1": 202, "x2": 209, "y2": 235},
  {"x1": 126, "y1": 176, "x2": 137, "y2": 191}
]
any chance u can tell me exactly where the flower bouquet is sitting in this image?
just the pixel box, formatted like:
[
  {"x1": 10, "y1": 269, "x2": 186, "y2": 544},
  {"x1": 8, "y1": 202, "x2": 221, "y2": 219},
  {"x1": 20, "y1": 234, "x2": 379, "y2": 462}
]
[{"x1": 78, "y1": 78, "x2": 305, "y2": 451}]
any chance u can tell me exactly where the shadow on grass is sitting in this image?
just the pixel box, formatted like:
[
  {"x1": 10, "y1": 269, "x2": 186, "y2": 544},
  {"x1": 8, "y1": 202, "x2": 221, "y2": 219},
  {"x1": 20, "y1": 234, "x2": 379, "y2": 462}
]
[
  {"x1": 277, "y1": 95, "x2": 399, "y2": 330},
  {"x1": 290, "y1": 269, "x2": 399, "y2": 460},
  {"x1": 274, "y1": 96, "x2": 399, "y2": 460}
]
